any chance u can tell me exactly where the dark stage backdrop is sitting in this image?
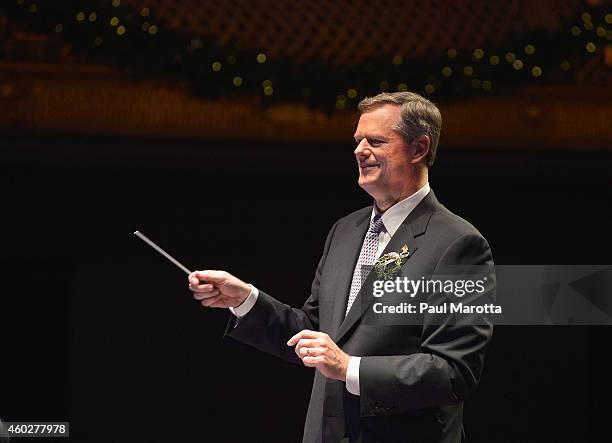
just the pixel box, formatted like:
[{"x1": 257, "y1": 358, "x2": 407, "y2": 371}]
[{"x1": 2, "y1": 137, "x2": 611, "y2": 442}]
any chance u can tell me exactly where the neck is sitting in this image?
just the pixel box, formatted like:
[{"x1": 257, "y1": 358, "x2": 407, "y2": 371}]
[{"x1": 374, "y1": 170, "x2": 428, "y2": 213}]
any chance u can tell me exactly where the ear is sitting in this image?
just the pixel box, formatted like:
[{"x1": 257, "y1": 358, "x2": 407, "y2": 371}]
[{"x1": 409, "y1": 135, "x2": 430, "y2": 164}]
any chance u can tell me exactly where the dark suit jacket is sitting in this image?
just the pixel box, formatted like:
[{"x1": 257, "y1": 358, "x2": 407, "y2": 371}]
[{"x1": 226, "y1": 190, "x2": 494, "y2": 443}]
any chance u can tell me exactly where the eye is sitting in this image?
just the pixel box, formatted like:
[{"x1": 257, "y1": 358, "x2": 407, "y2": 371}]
[{"x1": 368, "y1": 138, "x2": 384, "y2": 147}]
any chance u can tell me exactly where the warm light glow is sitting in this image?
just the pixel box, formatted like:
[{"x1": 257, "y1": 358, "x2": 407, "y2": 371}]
[
  {"x1": 531, "y1": 66, "x2": 542, "y2": 77},
  {"x1": 379, "y1": 80, "x2": 389, "y2": 91},
  {"x1": 571, "y1": 26, "x2": 581, "y2": 36},
  {"x1": 586, "y1": 42, "x2": 596, "y2": 53},
  {"x1": 471, "y1": 79, "x2": 481, "y2": 88},
  {"x1": 94, "y1": 37, "x2": 103, "y2": 46},
  {"x1": 560, "y1": 60, "x2": 571, "y2": 71},
  {"x1": 447, "y1": 48, "x2": 458, "y2": 58},
  {"x1": 581, "y1": 12, "x2": 592, "y2": 22},
  {"x1": 392, "y1": 55, "x2": 403, "y2": 66},
  {"x1": 442, "y1": 66, "x2": 452, "y2": 77},
  {"x1": 29, "y1": 3, "x2": 37, "y2": 13},
  {"x1": 227, "y1": 56, "x2": 237, "y2": 64},
  {"x1": 397, "y1": 83, "x2": 408, "y2": 92},
  {"x1": 263, "y1": 86, "x2": 274, "y2": 96},
  {"x1": 512, "y1": 59, "x2": 523, "y2": 70},
  {"x1": 596, "y1": 26, "x2": 606, "y2": 37},
  {"x1": 140, "y1": 7, "x2": 150, "y2": 17},
  {"x1": 112, "y1": 0, "x2": 121, "y2": 6},
  {"x1": 89, "y1": 12, "x2": 97, "y2": 22},
  {"x1": 148, "y1": 25, "x2": 158, "y2": 35},
  {"x1": 524, "y1": 44, "x2": 535, "y2": 55},
  {"x1": 257, "y1": 53, "x2": 267, "y2": 63},
  {"x1": 482, "y1": 81, "x2": 492, "y2": 91},
  {"x1": 233, "y1": 76, "x2": 243, "y2": 86},
  {"x1": 262, "y1": 79, "x2": 272, "y2": 87},
  {"x1": 76, "y1": 12, "x2": 85, "y2": 22},
  {"x1": 110, "y1": 17, "x2": 119, "y2": 26},
  {"x1": 505, "y1": 52, "x2": 516, "y2": 62},
  {"x1": 463, "y1": 66, "x2": 474, "y2": 76},
  {"x1": 424, "y1": 84, "x2": 435, "y2": 94},
  {"x1": 55, "y1": 24, "x2": 63, "y2": 33},
  {"x1": 473, "y1": 49, "x2": 484, "y2": 59},
  {"x1": 117, "y1": 25, "x2": 126, "y2": 35},
  {"x1": 489, "y1": 55, "x2": 500, "y2": 65},
  {"x1": 584, "y1": 21, "x2": 594, "y2": 31},
  {"x1": 347, "y1": 88, "x2": 357, "y2": 98},
  {"x1": 212, "y1": 62, "x2": 222, "y2": 71}
]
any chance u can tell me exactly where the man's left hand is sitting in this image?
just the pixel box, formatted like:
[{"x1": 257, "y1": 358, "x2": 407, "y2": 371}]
[{"x1": 287, "y1": 330, "x2": 350, "y2": 381}]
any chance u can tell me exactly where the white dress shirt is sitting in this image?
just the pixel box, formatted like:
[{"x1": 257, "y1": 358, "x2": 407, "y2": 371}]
[{"x1": 230, "y1": 183, "x2": 431, "y2": 396}]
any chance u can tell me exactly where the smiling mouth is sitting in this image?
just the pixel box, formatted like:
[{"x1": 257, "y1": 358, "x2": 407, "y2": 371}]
[{"x1": 360, "y1": 164, "x2": 380, "y2": 170}]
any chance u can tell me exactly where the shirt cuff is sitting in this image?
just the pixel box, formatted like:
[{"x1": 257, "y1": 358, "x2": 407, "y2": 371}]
[
  {"x1": 345, "y1": 356, "x2": 361, "y2": 396},
  {"x1": 229, "y1": 285, "x2": 259, "y2": 318}
]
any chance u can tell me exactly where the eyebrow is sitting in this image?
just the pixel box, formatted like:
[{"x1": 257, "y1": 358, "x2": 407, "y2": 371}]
[{"x1": 353, "y1": 134, "x2": 390, "y2": 142}]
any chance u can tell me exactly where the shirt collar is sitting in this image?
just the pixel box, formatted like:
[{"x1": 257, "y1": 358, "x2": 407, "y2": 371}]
[{"x1": 371, "y1": 182, "x2": 431, "y2": 237}]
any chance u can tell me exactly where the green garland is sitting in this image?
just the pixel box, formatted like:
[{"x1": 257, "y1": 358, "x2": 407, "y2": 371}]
[{"x1": 2, "y1": 0, "x2": 610, "y2": 111}]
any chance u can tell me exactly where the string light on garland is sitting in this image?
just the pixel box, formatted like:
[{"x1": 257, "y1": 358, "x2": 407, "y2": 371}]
[
  {"x1": 392, "y1": 55, "x2": 403, "y2": 66},
  {"x1": 397, "y1": 83, "x2": 408, "y2": 92},
  {"x1": 347, "y1": 88, "x2": 358, "y2": 98},
  {"x1": 489, "y1": 55, "x2": 500, "y2": 65},
  {"x1": 212, "y1": 61, "x2": 222, "y2": 72},
  {"x1": 256, "y1": 53, "x2": 267, "y2": 63},
  {"x1": 263, "y1": 80, "x2": 273, "y2": 96},
  {"x1": 442, "y1": 66, "x2": 452, "y2": 77},
  {"x1": 524, "y1": 44, "x2": 536, "y2": 55},
  {"x1": 233, "y1": 76, "x2": 243, "y2": 87}
]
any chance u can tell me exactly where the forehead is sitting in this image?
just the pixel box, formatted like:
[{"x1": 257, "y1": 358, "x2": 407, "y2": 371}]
[{"x1": 354, "y1": 104, "x2": 401, "y2": 135}]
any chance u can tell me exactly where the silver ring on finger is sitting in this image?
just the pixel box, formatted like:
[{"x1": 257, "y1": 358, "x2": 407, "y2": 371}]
[{"x1": 306, "y1": 348, "x2": 310, "y2": 357}]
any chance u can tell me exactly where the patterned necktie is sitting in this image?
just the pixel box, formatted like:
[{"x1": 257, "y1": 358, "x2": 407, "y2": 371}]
[{"x1": 346, "y1": 214, "x2": 385, "y2": 316}]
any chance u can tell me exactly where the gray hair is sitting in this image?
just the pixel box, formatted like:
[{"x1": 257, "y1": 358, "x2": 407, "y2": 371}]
[{"x1": 358, "y1": 92, "x2": 442, "y2": 167}]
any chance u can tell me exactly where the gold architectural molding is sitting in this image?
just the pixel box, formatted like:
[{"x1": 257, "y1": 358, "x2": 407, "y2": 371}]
[{"x1": 1, "y1": 62, "x2": 610, "y2": 149}]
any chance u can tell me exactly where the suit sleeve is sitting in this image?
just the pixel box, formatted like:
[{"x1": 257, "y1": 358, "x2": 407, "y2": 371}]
[
  {"x1": 223, "y1": 220, "x2": 340, "y2": 363},
  {"x1": 359, "y1": 233, "x2": 495, "y2": 415}
]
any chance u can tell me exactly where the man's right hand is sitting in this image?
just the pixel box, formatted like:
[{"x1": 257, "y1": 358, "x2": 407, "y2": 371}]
[{"x1": 188, "y1": 270, "x2": 251, "y2": 308}]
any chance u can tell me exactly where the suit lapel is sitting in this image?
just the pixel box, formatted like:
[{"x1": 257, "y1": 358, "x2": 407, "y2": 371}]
[
  {"x1": 334, "y1": 191, "x2": 439, "y2": 344},
  {"x1": 329, "y1": 210, "x2": 371, "y2": 338}
]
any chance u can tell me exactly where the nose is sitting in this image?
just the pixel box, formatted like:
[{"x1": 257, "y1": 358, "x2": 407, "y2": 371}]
[{"x1": 354, "y1": 139, "x2": 370, "y2": 159}]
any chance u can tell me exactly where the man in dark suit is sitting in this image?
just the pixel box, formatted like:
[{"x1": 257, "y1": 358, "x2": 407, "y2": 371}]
[{"x1": 189, "y1": 91, "x2": 494, "y2": 442}]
